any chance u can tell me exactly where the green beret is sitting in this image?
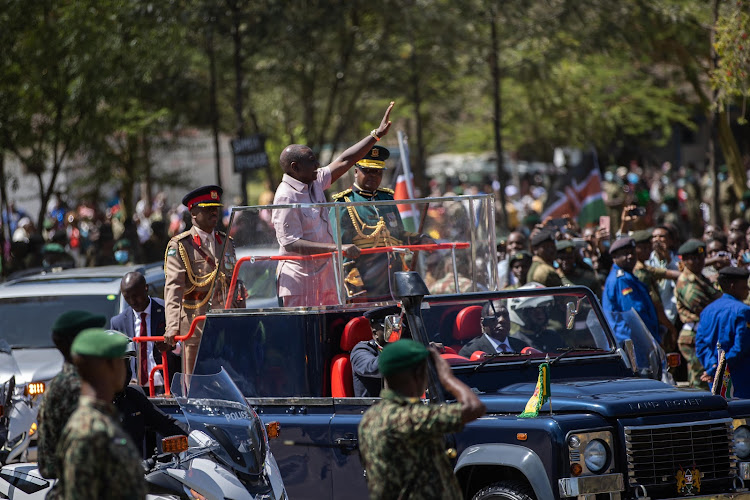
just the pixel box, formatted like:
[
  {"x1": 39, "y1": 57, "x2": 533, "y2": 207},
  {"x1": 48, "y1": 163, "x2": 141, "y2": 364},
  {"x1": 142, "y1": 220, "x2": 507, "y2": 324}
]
[
  {"x1": 530, "y1": 230, "x2": 555, "y2": 247},
  {"x1": 677, "y1": 239, "x2": 705, "y2": 257},
  {"x1": 632, "y1": 229, "x2": 653, "y2": 244},
  {"x1": 509, "y1": 250, "x2": 532, "y2": 264},
  {"x1": 555, "y1": 240, "x2": 575, "y2": 253},
  {"x1": 71, "y1": 328, "x2": 130, "y2": 359},
  {"x1": 378, "y1": 339, "x2": 429, "y2": 377},
  {"x1": 113, "y1": 239, "x2": 131, "y2": 251},
  {"x1": 52, "y1": 310, "x2": 107, "y2": 339}
]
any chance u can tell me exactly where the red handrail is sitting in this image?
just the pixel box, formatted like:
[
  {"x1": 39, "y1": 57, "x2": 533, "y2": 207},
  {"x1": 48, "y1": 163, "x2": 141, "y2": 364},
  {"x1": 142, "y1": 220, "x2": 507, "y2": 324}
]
[
  {"x1": 133, "y1": 314, "x2": 205, "y2": 397},
  {"x1": 224, "y1": 241, "x2": 470, "y2": 308}
]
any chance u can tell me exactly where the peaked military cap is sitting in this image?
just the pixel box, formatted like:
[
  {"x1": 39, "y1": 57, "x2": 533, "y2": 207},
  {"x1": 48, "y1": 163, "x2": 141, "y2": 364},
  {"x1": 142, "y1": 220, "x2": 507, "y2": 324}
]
[
  {"x1": 52, "y1": 310, "x2": 107, "y2": 339},
  {"x1": 530, "y1": 230, "x2": 555, "y2": 247},
  {"x1": 356, "y1": 145, "x2": 390, "y2": 170},
  {"x1": 71, "y1": 328, "x2": 130, "y2": 359},
  {"x1": 632, "y1": 229, "x2": 653, "y2": 244},
  {"x1": 509, "y1": 250, "x2": 532, "y2": 264},
  {"x1": 555, "y1": 240, "x2": 575, "y2": 253},
  {"x1": 609, "y1": 237, "x2": 636, "y2": 255},
  {"x1": 677, "y1": 239, "x2": 705, "y2": 257},
  {"x1": 183, "y1": 185, "x2": 223, "y2": 210},
  {"x1": 718, "y1": 266, "x2": 750, "y2": 279},
  {"x1": 378, "y1": 339, "x2": 429, "y2": 377}
]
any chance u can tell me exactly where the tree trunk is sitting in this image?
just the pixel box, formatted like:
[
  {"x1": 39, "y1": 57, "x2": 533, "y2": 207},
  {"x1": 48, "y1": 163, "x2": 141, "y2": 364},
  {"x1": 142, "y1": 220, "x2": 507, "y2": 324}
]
[
  {"x1": 207, "y1": 22, "x2": 222, "y2": 188},
  {"x1": 490, "y1": 9, "x2": 509, "y2": 230}
]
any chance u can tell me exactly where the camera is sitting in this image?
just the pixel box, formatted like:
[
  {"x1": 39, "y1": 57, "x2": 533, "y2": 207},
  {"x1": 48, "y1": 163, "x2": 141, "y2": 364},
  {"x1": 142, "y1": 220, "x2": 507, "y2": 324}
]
[{"x1": 627, "y1": 207, "x2": 646, "y2": 217}]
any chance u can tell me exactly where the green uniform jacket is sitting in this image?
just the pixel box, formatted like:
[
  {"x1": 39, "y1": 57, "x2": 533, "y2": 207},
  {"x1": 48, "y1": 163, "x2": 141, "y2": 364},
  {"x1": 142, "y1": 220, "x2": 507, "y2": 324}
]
[
  {"x1": 58, "y1": 395, "x2": 146, "y2": 500},
  {"x1": 332, "y1": 186, "x2": 419, "y2": 297},
  {"x1": 527, "y1": 256, "x2": 563, "y2": 287},
  {"x1": 675, "y1": 267, "x2": 722, "y2": 324},
  {"x1": 359, "y1": 388, "x2": 464, "y2": 500}
]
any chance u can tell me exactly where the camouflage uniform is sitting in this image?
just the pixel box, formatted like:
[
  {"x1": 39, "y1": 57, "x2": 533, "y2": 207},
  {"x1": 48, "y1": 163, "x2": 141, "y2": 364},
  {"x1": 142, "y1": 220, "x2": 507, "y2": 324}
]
[
  {"x1": 527, "y1": 256, "x2": 563, "y2": 287},
  {"x1": 428, "y1": 272, "x2": 474, "y2": 295},
  {"x1": 558, "y1": 264, "x2": 602, "y2": 298},
  {"x1": 358, "y1": 388, "x2": 463, "y2": 500},
  {"x1": 58, "y1": 395, "x2": 145, "y2": 500},
  {"x1": 675, "y1": 267, "x2": 722, "y2": 389},
  {"x1": 37, "y1": 362, "x2": 80, "y2": 499}
]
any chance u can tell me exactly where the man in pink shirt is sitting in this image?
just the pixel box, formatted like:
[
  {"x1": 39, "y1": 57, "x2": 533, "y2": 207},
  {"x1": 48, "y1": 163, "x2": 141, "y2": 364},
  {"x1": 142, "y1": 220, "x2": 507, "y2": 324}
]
[{"x1": 273, "y1": 102, "x2": 394, "y2": 307}]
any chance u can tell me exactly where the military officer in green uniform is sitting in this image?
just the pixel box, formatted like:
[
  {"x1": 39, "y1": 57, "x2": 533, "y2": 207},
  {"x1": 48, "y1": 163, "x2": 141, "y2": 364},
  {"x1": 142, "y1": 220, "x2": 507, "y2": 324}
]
[
  {"x1": 332, "y1": 145, "x2": 432, "y2": 298},
  {"x1": 527, "y1": 230, "x2": 563, "y2": 287},
  {"x1": 555, "y1": 240, "x2": 602, "y2": 297},
  {"x1": 58, "y1": 328, "x2": 146, "y2": 500},
  {"x1": 675, "y1": 239, "x2": 722, "y2": 389},
  {"x1": 358, "y1": 340, "x2": 485, "y2": 499},
  {"x1": 37, "y1": 311, "x2": 106, "y2": 500}
]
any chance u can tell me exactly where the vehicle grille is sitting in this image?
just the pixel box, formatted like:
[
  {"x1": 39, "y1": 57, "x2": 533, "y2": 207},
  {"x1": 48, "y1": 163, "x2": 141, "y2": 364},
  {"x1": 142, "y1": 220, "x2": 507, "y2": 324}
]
[{"x1": 624, "y1": 419, "x2": 735, "y2": 488}]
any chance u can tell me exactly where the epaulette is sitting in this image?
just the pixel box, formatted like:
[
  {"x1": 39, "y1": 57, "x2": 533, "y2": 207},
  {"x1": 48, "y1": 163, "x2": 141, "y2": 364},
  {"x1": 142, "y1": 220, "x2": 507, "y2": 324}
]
[
  {"x1": 616, "y1": 269, "x2": 625, "y2": 278},
  {"x1": 169, "y1": 229, "x2": 192, "y2": 244},
  {"x1": 332, "y1": 188, "x2": 353, "y2": 200},
  {"x1": 377, "y1": 187, "x2": 394, "y2": 195}
]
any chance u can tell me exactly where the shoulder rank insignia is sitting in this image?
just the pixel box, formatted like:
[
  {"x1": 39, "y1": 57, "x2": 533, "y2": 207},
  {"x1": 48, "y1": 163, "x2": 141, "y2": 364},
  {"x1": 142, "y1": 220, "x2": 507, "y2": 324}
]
[
  {"x1": 616, "y1": 269, "x2": 625, "y2": 278},
  {"x1": 377, "y1": 187, "x2": 395, "y2": 195},
  {"x1": 622, "y1": 287, "x2": 633, "y2": 296},
  {"x1": 171, "y1": 229, "x2": 192, "y2": 243},
  {"x1": 332, "y1": 188, "x2": 353, "y2": 200}
]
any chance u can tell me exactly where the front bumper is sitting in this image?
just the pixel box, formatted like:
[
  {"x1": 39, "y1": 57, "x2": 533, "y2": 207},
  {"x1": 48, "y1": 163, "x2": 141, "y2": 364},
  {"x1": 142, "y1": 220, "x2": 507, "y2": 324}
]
[{"x1": 559, "y1": 473, "x2": 624, "y2": 497}]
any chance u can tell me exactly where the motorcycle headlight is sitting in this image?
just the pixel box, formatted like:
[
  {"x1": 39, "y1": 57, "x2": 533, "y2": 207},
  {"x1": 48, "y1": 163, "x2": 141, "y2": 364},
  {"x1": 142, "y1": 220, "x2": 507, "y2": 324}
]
[
  {"x1": 735, "y1": 426, "x2": 750, "y2": 459},
  {"x1": 584, "y1": 439, "x2": 610, "y2": 473}
]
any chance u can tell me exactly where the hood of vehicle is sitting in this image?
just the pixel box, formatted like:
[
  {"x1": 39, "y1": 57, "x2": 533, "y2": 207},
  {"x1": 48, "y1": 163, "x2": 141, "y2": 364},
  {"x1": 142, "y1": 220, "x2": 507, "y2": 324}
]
[
  {"x1": 480, "y1": 377, "x2": 727, "y2": 417},
  {"x1": 5, "y1": 348, "x2": 64, "y2": 386}
]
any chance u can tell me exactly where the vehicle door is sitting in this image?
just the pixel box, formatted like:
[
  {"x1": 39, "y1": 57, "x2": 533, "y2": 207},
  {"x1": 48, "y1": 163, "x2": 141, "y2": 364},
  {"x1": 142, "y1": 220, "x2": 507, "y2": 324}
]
[{"x1": 329, "y1": 397, "x2": 374, "y2": 500}]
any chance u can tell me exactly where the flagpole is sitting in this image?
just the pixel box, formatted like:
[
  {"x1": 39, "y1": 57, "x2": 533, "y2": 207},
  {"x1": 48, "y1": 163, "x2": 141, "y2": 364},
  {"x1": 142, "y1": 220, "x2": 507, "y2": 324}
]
[{"x1": 397, "y1": 131, "x2": 419, "y2": 228}]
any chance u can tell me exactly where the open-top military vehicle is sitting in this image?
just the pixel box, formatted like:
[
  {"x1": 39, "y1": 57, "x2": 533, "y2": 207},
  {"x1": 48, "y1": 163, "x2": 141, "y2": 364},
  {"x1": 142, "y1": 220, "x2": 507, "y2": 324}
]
[{"x1": 151, "y1": 194, "x2": 750, "y2": 499}]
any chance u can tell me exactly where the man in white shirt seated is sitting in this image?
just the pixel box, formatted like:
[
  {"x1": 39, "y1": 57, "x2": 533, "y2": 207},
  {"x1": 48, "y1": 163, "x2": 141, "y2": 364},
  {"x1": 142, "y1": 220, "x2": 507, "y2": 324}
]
[
  {"x1": 459, "y1": 301, "x2": 528, "y2": 357},
  {"x1": 111, "y1": 271, "x2": 181, "y2": 393}
]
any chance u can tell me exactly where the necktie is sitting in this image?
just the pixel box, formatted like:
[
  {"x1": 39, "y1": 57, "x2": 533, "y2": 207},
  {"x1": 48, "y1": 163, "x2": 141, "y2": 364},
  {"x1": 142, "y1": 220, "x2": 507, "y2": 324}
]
[
  {"x1": 139, "y1": 312, "x2": 148, "y2": 384},
  {"x1": 498, "y1": 343, "x2": 510, "y2": 353}
]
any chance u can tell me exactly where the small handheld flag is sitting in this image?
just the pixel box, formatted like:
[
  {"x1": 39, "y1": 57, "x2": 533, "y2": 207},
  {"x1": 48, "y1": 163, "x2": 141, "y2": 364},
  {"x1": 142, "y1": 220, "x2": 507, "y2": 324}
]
[{"x1": 519, "y1": 363, "x2": 551, "y2": 418}]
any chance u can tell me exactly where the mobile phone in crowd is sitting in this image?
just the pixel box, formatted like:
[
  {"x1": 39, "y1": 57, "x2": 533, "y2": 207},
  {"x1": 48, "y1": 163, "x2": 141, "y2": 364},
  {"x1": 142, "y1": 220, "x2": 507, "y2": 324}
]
[
  {"x1": 599, "y1": 215, "x2": 610, "y2": 234},
  {"x1": 627, "y1": 206, "x2": 646, "y2": 217}
]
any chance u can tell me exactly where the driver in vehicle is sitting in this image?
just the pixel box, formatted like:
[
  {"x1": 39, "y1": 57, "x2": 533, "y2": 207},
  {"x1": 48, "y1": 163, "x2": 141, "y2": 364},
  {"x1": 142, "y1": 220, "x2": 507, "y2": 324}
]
[
  {"x1": 508, "y1": 283, "x2": 566, "y2": 352},
  {"x1": 350, "y1": 305, "x2": 400, "y2": 397},
  {"x1": 459, "y1": 301, "x2": 528, "y2": 357}
]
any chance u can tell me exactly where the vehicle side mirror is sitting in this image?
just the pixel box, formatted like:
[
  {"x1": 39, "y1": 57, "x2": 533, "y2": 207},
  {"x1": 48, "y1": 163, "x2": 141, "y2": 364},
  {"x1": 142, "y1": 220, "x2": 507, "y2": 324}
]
[
  {"x1": 618, "y1": 339, "x2": 638, "y2": 373},
  {"x1": 384, "y1": 315, "x2": 402, "y2": 343},
  {"x1": 566, "y1": 302, "x2": 577, "y2": 330}
]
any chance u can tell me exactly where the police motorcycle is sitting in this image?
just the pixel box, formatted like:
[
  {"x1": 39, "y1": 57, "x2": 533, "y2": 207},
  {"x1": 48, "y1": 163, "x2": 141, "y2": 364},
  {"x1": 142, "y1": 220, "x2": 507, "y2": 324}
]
[
  {"x1": 0, "y1": 340, "x2": 38, "y2": 466},
  {"x1": 0, "y1": 368, "x2": 287, "y2": 500}
]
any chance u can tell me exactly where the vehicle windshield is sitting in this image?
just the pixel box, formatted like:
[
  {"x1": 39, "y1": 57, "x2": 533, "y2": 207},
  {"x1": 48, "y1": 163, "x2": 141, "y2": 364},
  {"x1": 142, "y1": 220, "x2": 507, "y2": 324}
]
[
  {"x1": 216, "y1": 194, "x2": 497, "y2": 310},
  {"x1": 0, "y1": 295, "x2": 120, "y2": 348},
  {"x1": 171, "y1": 368, "x2": 267, "y2": 477},
  {"x1": 419, "y1": 287, "x2": 616, "y2": 364}
]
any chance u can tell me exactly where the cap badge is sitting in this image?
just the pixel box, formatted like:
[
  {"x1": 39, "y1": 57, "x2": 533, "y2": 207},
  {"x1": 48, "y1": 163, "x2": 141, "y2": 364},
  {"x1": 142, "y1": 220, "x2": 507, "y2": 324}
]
[
  {"x1": 371, "y1": 148, "x2": 379, "y2": 158},
  {"x1": 211, "y1": 190, "x2": 218, "y2": 199}
]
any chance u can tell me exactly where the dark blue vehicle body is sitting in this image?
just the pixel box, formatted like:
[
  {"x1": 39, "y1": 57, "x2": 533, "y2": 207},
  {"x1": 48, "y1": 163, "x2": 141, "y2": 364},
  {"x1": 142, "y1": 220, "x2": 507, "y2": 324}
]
[{"x1": 175, "y1": 285, "x2": 750, "y2": 500}]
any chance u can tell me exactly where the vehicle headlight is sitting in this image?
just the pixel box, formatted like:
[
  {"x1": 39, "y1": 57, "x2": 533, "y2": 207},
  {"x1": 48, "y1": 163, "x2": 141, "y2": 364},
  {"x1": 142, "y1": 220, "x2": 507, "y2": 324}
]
[
  {"x1": 735, "y1": 426, "x2": 750, "y2": 459},
  {"x1": 583, "y1": 439, "x2": 610, "y2": 473}
]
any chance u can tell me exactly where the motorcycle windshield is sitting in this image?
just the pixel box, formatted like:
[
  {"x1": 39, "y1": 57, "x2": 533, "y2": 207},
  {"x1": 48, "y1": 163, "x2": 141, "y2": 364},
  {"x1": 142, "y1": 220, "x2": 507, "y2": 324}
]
[
  {"x1": 606, "y1": 309, "x2": 665, "y2": 377},
  {"x1": 0, "y1": 339, "x2": 21, "y2": 384},
  {"x1": 171, "y1": 368, "x2": 267, "y2": 477}
]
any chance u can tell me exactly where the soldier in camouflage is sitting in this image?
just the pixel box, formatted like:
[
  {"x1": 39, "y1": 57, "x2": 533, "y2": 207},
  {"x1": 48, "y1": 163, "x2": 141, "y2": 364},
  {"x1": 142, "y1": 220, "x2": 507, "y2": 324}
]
[
  {"x1": 527, "y1": 230, "x2": 563, "y2": 287},
  {"x1": 675, "y1": 239, "x2": 722, "y2": 389},
  {"x1": 358, "y1": 340, "x2": 485, "y2": 499},
  {"x1": 58, "y1": 328, "x2": 145, "y2": 500},
  {"x1": 37, "y1": 311, "x2": 106, "y2": 499}
]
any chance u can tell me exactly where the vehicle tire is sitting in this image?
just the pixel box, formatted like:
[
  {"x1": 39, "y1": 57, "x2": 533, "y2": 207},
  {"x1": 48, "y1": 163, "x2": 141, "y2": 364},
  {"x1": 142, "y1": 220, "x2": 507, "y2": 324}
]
[{"x1": 472, "y1": 480, "x2": 536, "y2": 500}]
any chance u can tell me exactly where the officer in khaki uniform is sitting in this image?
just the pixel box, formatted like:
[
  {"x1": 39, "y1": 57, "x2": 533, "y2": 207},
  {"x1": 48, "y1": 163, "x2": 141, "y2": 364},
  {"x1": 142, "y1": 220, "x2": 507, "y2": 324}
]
[
  {"x1": 527, "y1": 229, "x2": 563, "y2": 287},
  {"x1": 555, "y1": 240, "x2": 601, "y2": 297},
  {"x1": 164, "y1": 185, "x2": 238, "y2": 374},
  {"x1": 675, "y1": 239, "x2": 722, "y2": 389},
  {"x1": 332, "y1": 145, "x2": 431, "y2": 299}
]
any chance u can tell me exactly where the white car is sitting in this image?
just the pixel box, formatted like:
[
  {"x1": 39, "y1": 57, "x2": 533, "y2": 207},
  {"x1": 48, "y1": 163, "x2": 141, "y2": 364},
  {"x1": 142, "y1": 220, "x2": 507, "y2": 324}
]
[{"x1": 0, "y1": 263, "x2": 165, "y2": 461}]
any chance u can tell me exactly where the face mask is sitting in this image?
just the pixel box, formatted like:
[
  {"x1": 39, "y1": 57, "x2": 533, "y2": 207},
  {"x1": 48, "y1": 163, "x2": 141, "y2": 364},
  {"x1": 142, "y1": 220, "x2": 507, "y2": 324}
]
[
  {"x1": 627, "y1": 173, "x2": 640, "y2": 184},
  {"x1": 114, "y1": 250, "x2": 129, "y2": 263},
  {"x1": 583, "y1": 257, "x2": 594, "y2": 267},
  {"x1": 604, "y1": 172, "x2": 614, "y2": 182},
  {"x1": 660, "y1": 204, "x2": 669, "y2": 213}
]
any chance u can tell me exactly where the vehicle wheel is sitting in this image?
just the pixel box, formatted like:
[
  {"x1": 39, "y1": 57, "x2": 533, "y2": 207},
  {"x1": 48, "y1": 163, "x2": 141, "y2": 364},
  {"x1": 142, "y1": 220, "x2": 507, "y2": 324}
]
[{"x1": 472, "y1": 480, "x2": 536, "y2": 500}]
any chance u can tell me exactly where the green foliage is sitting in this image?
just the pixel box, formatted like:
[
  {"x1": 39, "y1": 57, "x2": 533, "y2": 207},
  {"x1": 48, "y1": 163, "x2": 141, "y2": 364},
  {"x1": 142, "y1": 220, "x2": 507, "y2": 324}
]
[{"x1": 713, "y1": 4, "x2": 750, "y2": 123}]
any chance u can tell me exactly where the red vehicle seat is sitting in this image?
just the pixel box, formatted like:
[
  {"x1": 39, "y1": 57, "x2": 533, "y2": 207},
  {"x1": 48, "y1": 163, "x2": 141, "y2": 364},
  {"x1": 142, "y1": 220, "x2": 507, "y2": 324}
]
[
  {"x1": 331, "y1": 316, "x2": 373, "y2": 397},
  {"x1": 450, "y1": 305, "x2": 483, "y2": 351}
]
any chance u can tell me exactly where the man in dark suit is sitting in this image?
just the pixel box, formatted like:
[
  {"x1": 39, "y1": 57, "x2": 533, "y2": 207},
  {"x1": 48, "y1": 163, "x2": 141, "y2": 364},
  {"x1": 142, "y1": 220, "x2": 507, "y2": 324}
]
[
  {"x1": 110, "y1": 271, "x2": 180, "y2": 393},
  {"x1": 459, "y1": 301, "x2": 528, "y2": 357}
]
